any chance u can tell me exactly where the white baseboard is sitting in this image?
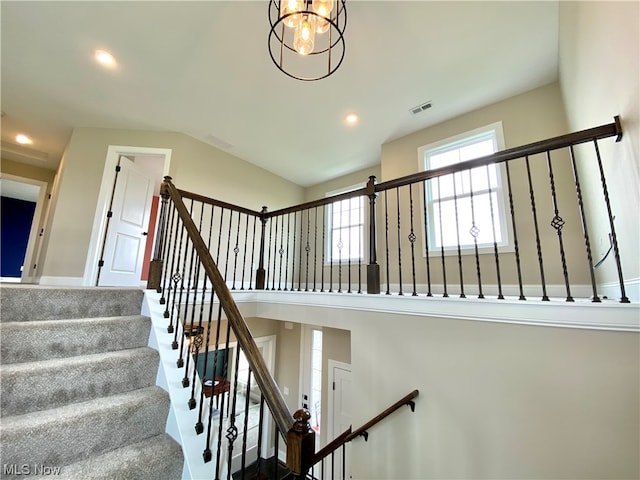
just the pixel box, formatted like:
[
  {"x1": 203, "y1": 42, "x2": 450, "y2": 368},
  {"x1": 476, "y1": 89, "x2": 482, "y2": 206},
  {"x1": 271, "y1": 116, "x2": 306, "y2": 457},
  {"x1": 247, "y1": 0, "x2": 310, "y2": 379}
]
[
  {"x1": 38, "y1": 276, "x2": 84, "y2": 286},
  {"x1": 0, "y1": 277, "x2": 22, "y2": 283}
]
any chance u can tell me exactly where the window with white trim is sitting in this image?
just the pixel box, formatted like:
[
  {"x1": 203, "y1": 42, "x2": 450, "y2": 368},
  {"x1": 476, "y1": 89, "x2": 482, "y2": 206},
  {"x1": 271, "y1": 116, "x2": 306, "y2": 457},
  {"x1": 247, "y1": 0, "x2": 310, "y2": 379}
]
[
  {"x1": 418, "y1": 122, "x2": 512, "y2": 254},
  {"x1": 326, "y1": 185, "x2": 365, "y2": 262}
]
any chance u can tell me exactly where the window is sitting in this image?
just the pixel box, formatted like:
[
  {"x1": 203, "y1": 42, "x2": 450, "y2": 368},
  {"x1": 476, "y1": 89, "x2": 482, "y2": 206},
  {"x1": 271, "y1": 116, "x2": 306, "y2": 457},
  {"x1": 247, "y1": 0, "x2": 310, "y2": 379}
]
[
  {"x1": 326, "y1": 186, "x2": 365, "y2": 262},
  {"x1": 418, "y1": 122, "x2": 511, "y2": 254}
]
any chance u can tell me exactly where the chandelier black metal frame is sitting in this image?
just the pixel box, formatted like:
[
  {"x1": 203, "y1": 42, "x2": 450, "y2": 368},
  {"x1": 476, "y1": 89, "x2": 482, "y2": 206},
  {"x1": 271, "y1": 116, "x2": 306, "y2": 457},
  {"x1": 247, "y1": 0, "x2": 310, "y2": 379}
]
[{"x1": 268, "y1": 0, "x2": 347, "y2": 81}]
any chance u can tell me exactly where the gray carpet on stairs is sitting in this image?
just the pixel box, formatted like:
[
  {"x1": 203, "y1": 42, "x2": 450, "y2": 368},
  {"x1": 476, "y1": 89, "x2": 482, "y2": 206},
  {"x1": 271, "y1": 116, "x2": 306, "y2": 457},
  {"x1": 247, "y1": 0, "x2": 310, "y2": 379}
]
[{"x1": 0, "y1": 285, "x2": 184, "y2": 479}]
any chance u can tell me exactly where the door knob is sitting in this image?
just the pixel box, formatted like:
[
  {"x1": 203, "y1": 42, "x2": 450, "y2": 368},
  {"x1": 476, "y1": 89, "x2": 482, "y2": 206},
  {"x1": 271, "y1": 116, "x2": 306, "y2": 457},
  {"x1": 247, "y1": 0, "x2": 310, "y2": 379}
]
[{"x1": 142, "y1": 232, "x2": 148, "y2": 236}]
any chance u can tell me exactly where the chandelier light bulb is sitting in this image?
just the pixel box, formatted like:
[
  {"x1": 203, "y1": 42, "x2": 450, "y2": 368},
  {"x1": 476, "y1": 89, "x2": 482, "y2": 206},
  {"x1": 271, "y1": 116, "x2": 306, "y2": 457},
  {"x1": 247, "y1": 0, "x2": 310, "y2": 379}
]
[
  {"x1": 281, "y1": 0, "x2": 304, "y2": 28},
  {"x1": 313, "y1": 0, "x2": 334, "y2": 18},
  {"x1": 294, "y1": 14, "x2": 316, "y2": 55}
]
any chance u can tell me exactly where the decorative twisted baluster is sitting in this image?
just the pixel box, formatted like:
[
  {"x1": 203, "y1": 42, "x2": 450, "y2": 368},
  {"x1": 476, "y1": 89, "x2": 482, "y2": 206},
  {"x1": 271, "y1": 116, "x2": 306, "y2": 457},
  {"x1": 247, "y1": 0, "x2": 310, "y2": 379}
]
[
  {"x1": 525, "y1": 155, "x2": 550, "y2": 301},
  {"x1": 504, "y1": 161, "x2": 526, "y2": 300},
  {"x1": 593, "y1": 139, "x2": 629, "y2": 303},
  {"x1": 408, "y1": 184, "x2": 418, "y2": 296},
  {"x1": 467, "y1": 170, "x2": 484, "y2": 299},
  {"x1": 568, "y1": 145, "x2": 600, "y2": 302},
  {"x1": 422, "y1": 181, "x2": 433, "y2": 296},
  {"x1": 546, "y1": 151, "x2": 573, "y2": 302},
  {"x1": 396, "y1": 188, "x2": 403, "y2": 296},
  {"x1": 436, "y1": 177, "x2": 448, "y2": 298},
  {"x1": 451, "y1": 172, "x2": 466, "y2": 299},
  {"x1": 485, "y1": 165, "x2": 504, "y2": 299}
]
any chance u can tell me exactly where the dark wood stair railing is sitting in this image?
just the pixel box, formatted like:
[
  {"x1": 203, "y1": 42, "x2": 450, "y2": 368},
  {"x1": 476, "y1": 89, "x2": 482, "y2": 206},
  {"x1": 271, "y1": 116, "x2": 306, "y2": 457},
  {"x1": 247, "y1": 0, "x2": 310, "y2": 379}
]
[{"x1": 161, "y1": 178, "x2": 294, "y2": 439}]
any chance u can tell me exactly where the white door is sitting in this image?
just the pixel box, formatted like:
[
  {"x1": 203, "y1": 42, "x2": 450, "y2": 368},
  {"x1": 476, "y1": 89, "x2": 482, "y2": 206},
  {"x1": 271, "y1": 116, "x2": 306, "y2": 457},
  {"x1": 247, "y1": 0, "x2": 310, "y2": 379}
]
[
  {"x1": 98, "y1": 157, "x2": 154, "y2": 286},
  {"x1": 330, "y1": 362, "x2": 352, "y2": 479}
]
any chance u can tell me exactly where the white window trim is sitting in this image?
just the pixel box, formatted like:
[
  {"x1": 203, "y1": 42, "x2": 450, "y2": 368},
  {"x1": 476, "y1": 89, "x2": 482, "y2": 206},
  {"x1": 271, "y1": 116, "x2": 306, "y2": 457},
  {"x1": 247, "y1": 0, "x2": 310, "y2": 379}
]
[
  {"x1": 324, "y1": 184, "x2": 366, "y2": 264},
  {"x1": 417, "y1": 121, "x2": 515, "y2": 257}
]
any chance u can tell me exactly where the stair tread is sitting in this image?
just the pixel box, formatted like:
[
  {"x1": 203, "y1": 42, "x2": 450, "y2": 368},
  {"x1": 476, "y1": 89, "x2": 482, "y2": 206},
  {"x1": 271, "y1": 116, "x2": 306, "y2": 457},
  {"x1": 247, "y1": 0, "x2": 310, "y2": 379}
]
[
  {"x1": 26, "y1": 434, "x2": 183, "y2": 480},
  {"x1": 1, "y1": 347, "x2": 160, "y2": 417},
  {"x1": 0, "y1": 314, "x2": 151, "y2": 363},
  {"x1": 1, "y1": 386, "x2": 171, "y2": 468}
]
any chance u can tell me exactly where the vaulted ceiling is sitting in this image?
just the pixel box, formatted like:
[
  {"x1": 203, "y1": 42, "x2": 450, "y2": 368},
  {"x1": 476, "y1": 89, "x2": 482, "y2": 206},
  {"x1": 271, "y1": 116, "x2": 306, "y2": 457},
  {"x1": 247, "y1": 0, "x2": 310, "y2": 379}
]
[{"x1": 1, "y1": 1, "x2": 559, "y2": 187}]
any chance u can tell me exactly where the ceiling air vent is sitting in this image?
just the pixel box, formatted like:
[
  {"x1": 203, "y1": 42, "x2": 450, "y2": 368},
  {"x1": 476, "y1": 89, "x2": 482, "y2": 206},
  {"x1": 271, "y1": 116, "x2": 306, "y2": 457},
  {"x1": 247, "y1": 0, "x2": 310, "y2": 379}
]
[{"x1": 410, "y1": 101, "x2": 432, "y2": 115}]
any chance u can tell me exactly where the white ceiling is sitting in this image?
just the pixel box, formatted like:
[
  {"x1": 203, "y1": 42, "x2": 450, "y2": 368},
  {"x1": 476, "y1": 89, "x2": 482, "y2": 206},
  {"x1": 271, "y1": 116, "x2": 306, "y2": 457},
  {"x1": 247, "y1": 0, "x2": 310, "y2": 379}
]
[{"x1": 1, "y1": 1, "x2": 559, "y2": 187}]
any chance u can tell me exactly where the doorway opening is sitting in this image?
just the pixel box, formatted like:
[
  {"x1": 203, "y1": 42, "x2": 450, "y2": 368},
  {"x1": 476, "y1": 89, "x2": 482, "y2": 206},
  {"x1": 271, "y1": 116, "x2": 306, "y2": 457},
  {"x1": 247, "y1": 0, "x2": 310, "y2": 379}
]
[
  {"x1": 84, "y1": 146, "x2": 171, "y2": 286},
  {"x1": 0, "y1": 174, "x2": 48, "y2": 283}
]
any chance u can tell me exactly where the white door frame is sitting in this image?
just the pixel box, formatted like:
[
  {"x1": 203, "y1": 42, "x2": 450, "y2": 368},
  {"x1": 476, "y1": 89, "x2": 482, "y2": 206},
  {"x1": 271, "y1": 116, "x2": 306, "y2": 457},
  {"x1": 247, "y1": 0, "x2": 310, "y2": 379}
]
[
  {"x1": 83, "y1": 145, "x2": 171, "y2": 286},
  {"x1": 0, "y1": 173, "x2": 48, "y2": 283}
]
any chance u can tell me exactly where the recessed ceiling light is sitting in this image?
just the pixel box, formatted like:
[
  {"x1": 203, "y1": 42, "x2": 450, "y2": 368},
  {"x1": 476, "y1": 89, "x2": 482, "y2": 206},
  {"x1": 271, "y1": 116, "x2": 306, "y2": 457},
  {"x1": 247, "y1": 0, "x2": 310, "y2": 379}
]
[
  {"x1": 15, "y1": 134, "x2": 32, "y2": 145},
  {"x1": 95, "y1": 50, "x2": 116, "y2": 67},
  {"x1": 345, "y1": 113, "x2": 359, "y2": 125}
]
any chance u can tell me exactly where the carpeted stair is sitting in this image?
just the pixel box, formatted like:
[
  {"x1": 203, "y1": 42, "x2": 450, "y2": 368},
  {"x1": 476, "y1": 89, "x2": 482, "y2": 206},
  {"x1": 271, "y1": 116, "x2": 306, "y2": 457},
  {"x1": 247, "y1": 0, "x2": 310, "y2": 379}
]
[{"x1": 0, "y1": 285, "x2": 184, "y2": 479}]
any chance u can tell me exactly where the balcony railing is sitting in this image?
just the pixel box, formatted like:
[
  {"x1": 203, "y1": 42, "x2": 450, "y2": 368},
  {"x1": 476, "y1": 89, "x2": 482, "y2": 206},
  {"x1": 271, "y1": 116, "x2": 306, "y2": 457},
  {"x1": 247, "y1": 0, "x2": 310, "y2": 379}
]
[{"x1": 149, "y1": 116, "x2": 629, "y2": 305}]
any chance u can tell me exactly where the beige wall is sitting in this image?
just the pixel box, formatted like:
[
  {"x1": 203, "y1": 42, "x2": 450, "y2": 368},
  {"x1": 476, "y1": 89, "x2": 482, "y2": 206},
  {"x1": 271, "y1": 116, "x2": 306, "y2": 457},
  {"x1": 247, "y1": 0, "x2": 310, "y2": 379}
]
[
  {"x1": 349, "y1": 311, "x2": 638, "y2": 479},
  {"x1": 558, "y1": 1, "x2": 639, "y2": 297},
  {"x1": 304, "y1": 165, "x2": 381, "y2": 202},
  {"x1": 1, "y1": 158, "x2": 56, "y2": 185},
  {"x1": 38, "y1": 128, "x2": 304, "y2": 281}
]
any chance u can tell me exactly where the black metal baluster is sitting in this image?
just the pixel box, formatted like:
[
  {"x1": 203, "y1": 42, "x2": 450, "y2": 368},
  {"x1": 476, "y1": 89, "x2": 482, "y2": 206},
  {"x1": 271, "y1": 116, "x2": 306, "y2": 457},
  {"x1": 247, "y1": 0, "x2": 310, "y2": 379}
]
[
  {"x1": 338, "y1": 200, "x2": 343, "y2": 293},
  {"x1": 314, "y1": 207, "x2": 319, "y2": 292},
  {"x1": 157, "y1": 195, "x2": 173, "y2": 301},
  {"x1": 342, "y1": 443, "x2": 346, "y2": 480},
  {"x1": 269, "y1": 217, "x2": 278, "y2": 290},
  {"x1": 329, "y1": 205, "x2": 334, "y2": 292},
  {"x1": 161, "y1": 202, "x2": 178, "y2": 314},
  {"x1": 226, "y1": 327, "x2": 240, "y2": 480},
  {"x1": 593, "y1": 139, "x2": 629, "y2": 303},
  {"x1": 266, "y1": 213, "x2": 273, "y2": 290},
  {"x1": 347, "y1": 200, "x2": 352, "y2": 294},
  {"x1": 195, "y1": 287, "x2": 217, "y2": 434},
  {"x1": 299, "y1": 209, "x2": 304, "y2": 292},
  {"x1": 232, "y1": 210, "x2": 242, "y2": 290},
  {"x1": 396, "y1": 188, "x2": 403, "y2": 296},
  {"x1": 546, "y1": 151, "x2": 573, "y2": 302},
  {"x1": 305, "y1": 208, "x2": 311, "y2": 291},
  {"x1": 525, "y1": 155, "x2": 550, "y2": 301},
  {"x1": 285, "y1": 213, "x2": 291, "y2": 290},
  {"x1": 278, "y1": 215, "x2": 285, "y2": 290},
  {"x1": 249, "y1": 216, "x2": 257, "y2": 290},
  {"x1": 255, "y1": 395, "x2": 266, "y2": 478},
  {"x1": 240, "y1": 369, "x2": 252, "y2": 479},
  {"x1": 408, "y1": 184, "x2": 418, "y2": 296},
  {"x1": 468, "y1": 169, "x2": 484, "y2": 299},
  {"x1": 170, "y1": 218, "x2": 188, "y2": 348},
  {"x1": 358, "y1": 197, "x2": 362, "y2": 294},
  {"x1": 451, "y1": 172, "x2": 466, "y2": 298},
  {"x1": 223, "y1": 210, "x2": 234, "y2": 284},
  {"x1": 384, "y1": 191, "x2": 391, "y2": 295},
  {"x1": 241, "y1": 214, "x2": 250, "y2": 290},
  {"x1": 216, "y1": 208, "x2": 225, "y2": 265},
  {"x1": 568, "y1": 145, "x2": 600, "y2": 302},
  {"x1": 177, "y1": 200, "x2": 197, "y2": 368},
  {"x1": 271, "y1": 214, "x2": 279, "y2": 291},
  {"x1": 436, "y1": 178, "x2": 449, "y2": 298},
  {"x1": 291, "y1": 212, "x2": 298, "y2": 291},
  {"x1": 505, "y1": 161, "x2": 526, "y2": 300},
  {"x1": 422, "y1": 181, "x2": 433, "y2": 296},
  {"x1": 273, "y1": 429, "x2": 279, "y2": 480},
  {"x1": 486, "y1": 165, "x2": 504, "y2": 299},
  {"x1": 321, "y1": 207, "x2": 326, "y2": 292}
]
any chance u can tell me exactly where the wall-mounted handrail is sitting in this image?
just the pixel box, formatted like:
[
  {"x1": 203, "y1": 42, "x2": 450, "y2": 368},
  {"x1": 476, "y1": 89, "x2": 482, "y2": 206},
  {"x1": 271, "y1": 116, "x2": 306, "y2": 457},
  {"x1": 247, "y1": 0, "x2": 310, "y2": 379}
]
[
  {"x1": 312, "y1": 389, "x2": 419, "y2": 466},
  {"x1": 163, "y1": 178, "x2": 294, "y2": 437}
]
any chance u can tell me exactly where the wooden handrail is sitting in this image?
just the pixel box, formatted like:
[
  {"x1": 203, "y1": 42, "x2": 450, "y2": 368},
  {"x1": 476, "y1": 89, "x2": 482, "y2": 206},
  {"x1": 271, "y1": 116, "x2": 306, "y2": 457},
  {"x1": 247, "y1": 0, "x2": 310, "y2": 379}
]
[
  {"x1": 164, "y1": 179, "x2": 294, "y2": 438},
  {"x1": 312, "y1": 389, "x2": 419, "y2": 465},
  {"x1": 178, "y1": 189, "x2": 263, "y2": 217},
  {"x1": 376, "y1": 116, "x2": 622, "y2": 192}
]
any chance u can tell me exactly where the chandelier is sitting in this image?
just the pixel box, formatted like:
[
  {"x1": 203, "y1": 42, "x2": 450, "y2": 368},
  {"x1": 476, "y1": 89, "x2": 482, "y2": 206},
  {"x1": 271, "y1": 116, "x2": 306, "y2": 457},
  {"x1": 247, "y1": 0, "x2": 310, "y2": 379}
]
[{"x1": 268, "y1": 0, "x2": 347, "y2": 81}]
